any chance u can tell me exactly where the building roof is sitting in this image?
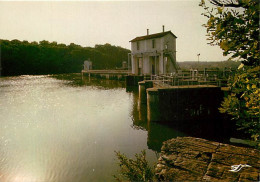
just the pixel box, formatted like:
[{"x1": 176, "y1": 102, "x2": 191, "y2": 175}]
[{"x1": 130, "y1": 31, "x2": 177, "y2": 42}]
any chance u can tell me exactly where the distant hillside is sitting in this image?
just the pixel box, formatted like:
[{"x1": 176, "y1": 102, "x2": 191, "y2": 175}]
[
  {"x1": 0, "y1": 39, "x2": 130, "y2": 76},
  {"x1": 178, "y1": 61, "x2": 241, "y2": 71}
]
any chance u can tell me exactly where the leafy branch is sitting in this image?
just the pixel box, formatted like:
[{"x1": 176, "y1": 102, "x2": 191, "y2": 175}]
[{"x1": 114, "y1": 150, "x2": 155, "y2": 182}]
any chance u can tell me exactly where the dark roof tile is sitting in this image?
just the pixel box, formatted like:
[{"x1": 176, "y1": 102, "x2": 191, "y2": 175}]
[{"x1": 130, "y1": 31, "x2": 177, "y2": 42}]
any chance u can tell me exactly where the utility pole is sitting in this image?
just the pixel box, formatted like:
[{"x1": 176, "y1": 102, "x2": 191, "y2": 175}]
[
  {"x1": 196, "y1": 53, "x2": 200, "y2": 78},
  {"x1": 0, "y1": 43, "x2": 1, "y2": 77},
  {"x1": 197, "y1": 53, "x2": 200, "y2": 63},
  {"x1": 197, "y1": 53, "x2": 200, "y2": 73}
]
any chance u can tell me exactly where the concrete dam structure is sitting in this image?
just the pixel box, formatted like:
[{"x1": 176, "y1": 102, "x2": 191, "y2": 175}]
[
  {"x1": 137, "y1": 80, "x2": 224, "y2": 125},
  {"x1": 146, "y1": 85, "x2": 222, "y2": 123},
  {"x1": 82, "y1": 70, "x2": 129, "y2": 80}
]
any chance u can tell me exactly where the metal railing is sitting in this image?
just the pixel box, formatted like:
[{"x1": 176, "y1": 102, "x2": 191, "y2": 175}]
[{"x1": 144, "y1": 74, "x2": 226, "y2": 87}]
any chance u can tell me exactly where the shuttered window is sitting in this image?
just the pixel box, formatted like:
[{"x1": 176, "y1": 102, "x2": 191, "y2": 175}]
[{"x1": 152, "y1": 40, "x2": 155, "y2": 48}]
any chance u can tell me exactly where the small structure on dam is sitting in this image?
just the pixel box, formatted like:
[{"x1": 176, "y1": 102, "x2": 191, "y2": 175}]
[
  {"x1": 126, "y1": 25, "x2": 180, "y2": 86},
  {"x1": 81, "y1": 59, "x2": 129, "y2": 80},
  {"x1": 83, "y1": 59, "x2": 92, "y2": 71},
  {"x1": 80, "y1": 28, "x2": 229, "y2": 126},
  {"x1": 129, "y1": 25, "x2": 180, "y2": 76},
  {"x1": 127, "y1": 27, "x2": 228, "y2": 124}
]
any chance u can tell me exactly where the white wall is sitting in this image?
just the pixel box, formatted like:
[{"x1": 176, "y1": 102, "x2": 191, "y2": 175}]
[
  {"x1": 143, "y1": 55, "x2": 150, "y2": 74},
  {"x1": 163, "y1": 34, "x2": 176, "y2": 59},
  {"x1": 84, "y1": 61, "x2": 92, "y2": 70},
  {"x1": 131, "y1": 32, "x2": 177, "y2": 75},
  {"x1": 131, "y1": 37, "x2": 164, "y2": 54},
  {"x1": 131, "y1": 56, "x2": 136, "y2": 74},
  {"x1": 131, "y1": 40, "x2": 146, "y2": 54}
]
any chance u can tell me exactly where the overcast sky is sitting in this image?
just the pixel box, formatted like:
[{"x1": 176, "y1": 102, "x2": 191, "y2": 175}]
[{"x1": 0, "y1": 0, "x2": 229, "y2": 62}]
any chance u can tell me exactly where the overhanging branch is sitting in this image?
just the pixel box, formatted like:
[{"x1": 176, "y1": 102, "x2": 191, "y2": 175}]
[{"x1": 209, "y1": 0, "x2": 244, "y2": 8}]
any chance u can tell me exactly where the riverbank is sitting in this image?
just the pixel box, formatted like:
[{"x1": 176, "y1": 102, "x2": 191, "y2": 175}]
[{"x1": 156, "y1": 137, "x2": 259, "y2": 181}]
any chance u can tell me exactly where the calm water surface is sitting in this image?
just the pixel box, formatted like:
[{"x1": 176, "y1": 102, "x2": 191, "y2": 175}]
[{"x1": 0, "y1": 74, "x2": 186, "y2": 182}]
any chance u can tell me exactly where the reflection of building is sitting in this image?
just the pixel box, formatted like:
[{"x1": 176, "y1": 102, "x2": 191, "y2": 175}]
[
  {"x1": 83, "y1": 60, "x2": 92, "y2": 71},
  {"x1": 130, "y1": 90, "x2": 187, "y2": 152},
  {"x1": 130, "y1": 26, "x2": 179, "y2": 75},
  {"x1": 129, "y1": 87, "x2": 232, "y2": 152}
]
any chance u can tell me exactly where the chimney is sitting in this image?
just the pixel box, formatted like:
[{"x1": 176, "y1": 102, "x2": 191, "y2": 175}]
[
  {"x1": 147, "y1": 29, "x2": 149, "y2": 35},
  {"x1": 162, "y1": 25, "x2": 165, "y2": 32}
]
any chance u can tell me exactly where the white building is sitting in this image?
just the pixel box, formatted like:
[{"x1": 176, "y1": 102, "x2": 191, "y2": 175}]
[
  {"x1": 83, "y1": 60, "x2": 92, "y2": 71},
  {"x1": 122, "y1": 61, "x2": 127, "y2": 69},
  {"x1": 130, "y1": 26, "x2": 179, "y2": 75}
]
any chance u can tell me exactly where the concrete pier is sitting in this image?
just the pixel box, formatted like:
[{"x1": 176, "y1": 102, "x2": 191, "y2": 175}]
[
  {"x1": 147, "y1": 88, "x2": 160, "y2": 122},
  {"x1": 126, "y1": 75, "x2": 144, "y2": 87},
  {"x1": 147, "y1": 85, "x2": 223, "y2": 123},
  {"x1": 138, "y1": 81, "x2": 153, "y2": 104}
]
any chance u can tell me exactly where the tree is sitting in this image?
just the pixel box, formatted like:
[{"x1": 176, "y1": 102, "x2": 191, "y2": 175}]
[
  {"x1": 219, "y1": 65, "x2": 260, "y2": 141},
  {"x1": 0, "y1": 39, "x2": 130, "y2": 76},
  {"x1": 200, "y1": 0, "x2": 260, "y2": 142},
  {"x1": 200, "y1": 0, "x2": 259, "y2": 66}
]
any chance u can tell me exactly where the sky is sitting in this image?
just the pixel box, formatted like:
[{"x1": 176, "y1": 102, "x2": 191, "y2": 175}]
[{"x1": 0, "y1": 0, "x2": 229, "y2": 62}]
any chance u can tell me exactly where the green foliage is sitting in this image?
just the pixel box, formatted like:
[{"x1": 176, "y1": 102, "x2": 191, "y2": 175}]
[
  {"x1": 219, "y1": 65, "x2": 260, "y2": 141},
  {"x1": 114, "y1": 150, "x2": 155, "y2": 182},
  {"x1": 200, "y1": 0, "x2": 259, "y2": 66},
  {"x1": 0, "y1": 39, "x2": 130, "y2": 76},
  {"x1": 200, "y1": 0, "x2": 260, "y2": 144}
]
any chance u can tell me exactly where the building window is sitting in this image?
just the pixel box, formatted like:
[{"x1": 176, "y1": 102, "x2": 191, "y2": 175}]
[
  {"x1": 152, "y1": 39, "x2": 155, "y2": 48},
  {"x1": 137, "y1": 42, "x2": 140, "y2": 50},
  {"x1": 165, "y1": 44, "x2": 168, "y2": 50},
  {"x1": 138, "y1": 58, "x2": 142, "y2": 68}
]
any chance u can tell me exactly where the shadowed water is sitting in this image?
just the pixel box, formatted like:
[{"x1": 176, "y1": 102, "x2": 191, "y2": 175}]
[{"x1": 0, "y1": 74, "x2": 188, "y2": 182}]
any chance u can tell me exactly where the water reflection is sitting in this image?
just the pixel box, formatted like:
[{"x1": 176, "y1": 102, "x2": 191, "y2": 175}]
[
  {"x1": 0, "y1": 75, "x2": 156, "y2": 182},
  {"x1": 59, "y1": 74, "x2": 246, "y2": 149},
  {"x1": 129, "y1": 85, "x2": 237, "y2": 152},
  {"x1": 0, "y1": 74, "x2": 240, "y2": 182},
  {"x1": 53, "y1": 74, "x2": 190, "y2": 152},
  {"x1": 52, "y1": 74, "x2": 125, "y2": 89},
  {"x1": 128, "y1": 87, "x2": 186, "y2": 152},
  {"x1": 46, "y1": 74, "x2": 237, "y2": 149}
]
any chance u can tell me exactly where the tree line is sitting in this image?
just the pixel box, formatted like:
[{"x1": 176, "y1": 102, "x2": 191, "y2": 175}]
[
  {"x1": 178, "y1": 61, "x2": 240, "y2": 71},
  {"x1": 0, "y1": 39, "x2": 130, "y2": 76}
]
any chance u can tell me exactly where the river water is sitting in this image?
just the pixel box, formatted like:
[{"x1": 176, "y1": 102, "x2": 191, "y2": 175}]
[{"x1": 0, "y1": 74, "x2": 189, "y2": 182}]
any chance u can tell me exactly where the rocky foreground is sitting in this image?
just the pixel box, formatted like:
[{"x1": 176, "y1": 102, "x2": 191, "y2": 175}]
[{"x1": 155, "y1": 137, "x2": 259, "y2": 181}]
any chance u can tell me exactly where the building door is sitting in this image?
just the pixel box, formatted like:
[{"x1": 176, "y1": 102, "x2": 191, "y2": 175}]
[
  {"x1": 155, "y1": 56, "x2": 159, "y2": 75},
  {"x1": 152, "y1": 64, "x2": 155, "y2": 75},
  {"x1": 138, "y1": 58, "x2": 143, "y2": 75},
  {"x1": 149, "y1": 56, "x2": 161, "y2": 75},
  {"x1": 151, "y1": 56, "x2": 159, "y2": 75},
  {"x1": 151, "y1": 57, "x2": 155, "y2": 75}
]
